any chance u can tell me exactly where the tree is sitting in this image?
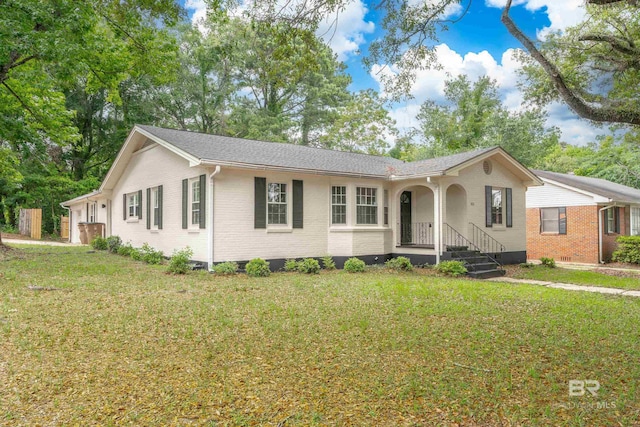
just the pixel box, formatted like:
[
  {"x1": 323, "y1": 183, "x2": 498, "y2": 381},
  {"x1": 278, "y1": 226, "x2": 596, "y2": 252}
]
[
  {"x1": 243, "y1": 0, "x2": 640, "y2": 126},
  {"x1": 0, "y1": 0, "x2": 182, "y2": 148},
  {"x1": 320, "y1": 89, "x2": 397, "y2": 155},
  {"x1": 415, "y1": 75, "x2": 559, "y2": 166},
  {"x1": 0, "y1": 148, "x2": 22, "y2": 245}
]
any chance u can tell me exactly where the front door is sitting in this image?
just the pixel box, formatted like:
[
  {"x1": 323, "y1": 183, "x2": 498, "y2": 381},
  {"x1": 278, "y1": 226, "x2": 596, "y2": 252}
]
[{"x1": 400, "y1": 191, "x2": 412, "y2": 244}]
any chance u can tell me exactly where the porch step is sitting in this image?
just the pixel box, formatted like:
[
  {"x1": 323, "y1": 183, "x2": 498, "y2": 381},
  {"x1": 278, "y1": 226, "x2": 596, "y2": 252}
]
[
  {"x1": 465, "y1": 262, "x2": 498, "y2": 272},
  {"x1": 467, "y1": 269, "x2": 506, "y2": 279},
  {"x1": 448, "y1": 250, "x2": 481, "y2": 258}
]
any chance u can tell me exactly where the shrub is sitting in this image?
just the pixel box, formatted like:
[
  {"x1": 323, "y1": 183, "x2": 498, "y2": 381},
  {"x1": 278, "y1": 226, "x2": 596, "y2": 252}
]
[
  {"x1": 321, "y1": 255, "x2": 336, "y2": 270},
  {"x1": 117, "y1": 243, "x2": 135, "y2": 257},
  {"x1": 297, "y1": 258, "x2": 321, "y2": 274},
  {"x1": 246, "y1": 258, "x2": 270, "y2": 277},
  {"x1": 519, "y1": 262, "x2": 535, "y2": 268},
  {"x1": 540, "y1": 257, "x2": 556, "y2": 268},
  {"x1": 344, "y1": 257, "x2": 365, "y2": 273},
  {"x1": 90, "y1": 236, "x2": 108, "y2": 250},
  {"x1": 130, "y1": 248, "x2": 144, "y2": 261},
  {"x1": 612, "y1": 236, "x2": 640, "y2": 264},
  {"x1": 213, "y1": 261, "x2": 238, "y2": 275},
  {"x1": 106, "y1": 235, "x2": 122, "y2": 253},
  {"x1": 167, "y1": 247, "x2": 193, "y2": 274},
  {"x1": 435, "y1": 260, "x2": 468, "y2": 277},
  {"x1": 140, "y1": 243, "x2": 164, "y2": 265},
  {"x1": 385, "y1": 256, "x2": 413, "y2": 272},
  {"x1": 284, "y1": 259, "x2": 299, "y2": 272}
]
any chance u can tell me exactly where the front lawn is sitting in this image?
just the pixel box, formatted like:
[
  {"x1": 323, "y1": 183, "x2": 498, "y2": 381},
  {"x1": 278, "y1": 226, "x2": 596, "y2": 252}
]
[
  {"x1": 508, "y1": 264, "x2": 640, "y2": 291},
  {"x1": 1, "y1": 246, "x2": 639, "y2": 425}
]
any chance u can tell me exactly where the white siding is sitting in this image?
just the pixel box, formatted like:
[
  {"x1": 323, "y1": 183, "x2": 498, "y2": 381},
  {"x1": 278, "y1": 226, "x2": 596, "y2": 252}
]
[
  {"x1": 110, "y1": 144, "x2": 211, "y2": 262},
  {"x1": 526, "y1": 181, "x2": 596, "y2": 208}
]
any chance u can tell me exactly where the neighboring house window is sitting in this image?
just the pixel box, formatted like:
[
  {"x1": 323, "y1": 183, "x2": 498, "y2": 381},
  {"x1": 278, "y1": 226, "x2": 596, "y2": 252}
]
[
  {"x1": 540, "y1": 207, "x2": 567, "y2": 234},
  {"x1": 191, "y1": 180, "x2": 200, "y2": 226},
  {"x1": 491, "y1": 188, "x2": 503, "y2": 225},
  {"x1": 152, "y1": 187, "x2": 160, "y2": 228},
  {"x1": 631, "y1": 207, "x2": 640, "y2": 236},
  {"x1": 356, "y1": 187, "x2": 377, "y2": 225},
  {"x1": 605, "y1": 207, "x2": 620, "y2": 234},
  {"x1": 128, "y1": 193, "x2": 139, "y2": 218},
  {"x1": 384, "y1": 189, "x2": 389, "y2": 226},
  {"x1": 331, "y1": 186, "x2": 346, "y2": 224},
  {"x1": 89, "y1": 203, "x2": 96, "y2": 223},
  {"x1": 268, "y1": 183, "x2": 287, "y2": 224}
]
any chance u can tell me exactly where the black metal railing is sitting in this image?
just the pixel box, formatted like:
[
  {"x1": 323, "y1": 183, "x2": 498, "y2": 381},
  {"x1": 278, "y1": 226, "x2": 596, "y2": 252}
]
[
  {"x1": 469, "y1": 222, "x2": 505, "y2": 254},
  {"x1": 396, "y1": 222, "x2": 434, "y2": 246},
  {"x1": 443, "y1": 223, "x2": 502, "y2": 267}
]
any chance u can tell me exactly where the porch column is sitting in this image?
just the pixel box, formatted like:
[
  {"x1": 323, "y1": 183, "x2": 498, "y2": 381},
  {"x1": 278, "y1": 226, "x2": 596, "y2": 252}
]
[{"x1": 433, "y1": 182, "x2": 443, "y2": 263}]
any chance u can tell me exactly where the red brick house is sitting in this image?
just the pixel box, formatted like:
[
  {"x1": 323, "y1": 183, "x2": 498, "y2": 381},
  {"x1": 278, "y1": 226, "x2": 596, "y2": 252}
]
[{"x1": 526, "y1": 170, "x2": 640, "y2": 264}]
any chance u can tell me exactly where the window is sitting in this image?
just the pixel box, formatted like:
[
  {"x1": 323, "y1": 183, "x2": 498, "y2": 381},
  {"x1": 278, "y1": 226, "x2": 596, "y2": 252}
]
[
  {"x1": 605, "y1": 207, "x2": 620, "y2": 234},
  {"x1": 541, "y1": 207, "x2": 567, "y2": 234},
  {"x1": 331, "y1": 186, "x2": 346, "y2": 224},
  {"x1": 384, "y1": 190, "x2": 389, "y2": 226},
  {"x1": 268, "y1": 183, "x2": 287, "y2": 224},
  {"x1": 631, "y1": 207, "x2": 640, "y2": 236},
  {"x1": 491, "y1": 188, "x2": 503, "y2": 225},
  {"x1": 89, "y1": 203, "x2": 96, "y2": 223},
  {"x1": 152, "y1": 187, "x2": 160, "y2": 227},
  {"x1": 191, "y1": 180, "x2": 200, "y2": 226},
  {"x1": 356, "y1": 187, "x2": 377, "y2": 225},
  {"x1": 128, "y1": 193, "x2": 139, "y2": 218}
]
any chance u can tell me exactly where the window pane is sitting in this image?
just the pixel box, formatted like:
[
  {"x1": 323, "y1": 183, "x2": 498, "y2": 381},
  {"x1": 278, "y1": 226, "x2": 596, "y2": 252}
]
[
  {"x1": 491, "y1": 189, "x2": 502, "y2": 224},
  {"x1": 331, "y1": 186, "x2": 347, "y2": 224},
  {"x1": 356, "y1": 187, "x2": 377, "y2": 224},
  {"x1": 631, "y1": 207, "x2": 640, "y2": 236}
]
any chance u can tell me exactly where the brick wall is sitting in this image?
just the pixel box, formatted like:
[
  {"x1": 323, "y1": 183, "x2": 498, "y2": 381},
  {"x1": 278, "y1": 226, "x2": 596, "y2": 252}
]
[{"x1": 526, "y1": 205, "x2": 600, "y2": 264}]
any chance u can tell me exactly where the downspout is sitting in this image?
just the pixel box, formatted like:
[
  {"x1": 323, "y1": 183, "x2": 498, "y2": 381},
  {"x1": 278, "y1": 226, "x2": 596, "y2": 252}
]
[
  {"x1": 59, "y1": 203, "x2": 71, "y2": 242},
  {"x1": 208, "y1": 166, "x2": 221, "y2": 271},
  {"x1": 598, "y1": 204, "x2": 615, "y2": 264}
]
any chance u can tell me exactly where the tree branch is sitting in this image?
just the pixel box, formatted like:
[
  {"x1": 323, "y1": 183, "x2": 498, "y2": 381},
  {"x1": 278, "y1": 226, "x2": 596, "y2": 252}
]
[
  {"x1": 501, "y1": 0, "x2": 640, "y2": 125},
  {"x1": 587, "y1": 0, "x2": 637, "y2": 5},
  {"x1": 579, "y1": 33, "x2": 640, "y2": 56}
]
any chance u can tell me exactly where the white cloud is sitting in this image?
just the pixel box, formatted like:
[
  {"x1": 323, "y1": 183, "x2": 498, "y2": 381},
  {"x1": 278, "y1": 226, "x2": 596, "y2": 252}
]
[
  {"x1": 484, "y1": 0, "x2": 586, "y2": 39},
  {"x1": 316, "y1": 1, "x2": 375, "y2": 61},
  {"x1": 185, "y1": 0, "x2": 208, "y2": 27},
  {"x1": 373, "y1": 43, "x2": 601, "y2": 146}
]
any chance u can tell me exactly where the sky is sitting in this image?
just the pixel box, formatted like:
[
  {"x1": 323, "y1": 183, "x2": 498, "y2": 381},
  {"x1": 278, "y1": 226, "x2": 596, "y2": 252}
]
[{"x1": 184, "y1": 0, "x2": 604, "y2": 146}]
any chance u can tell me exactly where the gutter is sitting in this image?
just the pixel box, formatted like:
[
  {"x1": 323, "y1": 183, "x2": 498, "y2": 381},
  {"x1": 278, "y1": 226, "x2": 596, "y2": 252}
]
[
  {"x1": 598, "y1": 204, "x2": 616, "y2": 264},
  {"x1": 208, "y1": 166, "x2": 221, "y2": 270}
]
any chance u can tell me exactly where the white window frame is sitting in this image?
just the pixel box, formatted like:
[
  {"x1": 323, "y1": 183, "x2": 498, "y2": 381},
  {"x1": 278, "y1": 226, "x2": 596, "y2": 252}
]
[
  {"x1": 190, "y1": 179, "x2": 200, "y2": 227},
  {"x1": 127, "y1": 193, "x2": 139, "y2": 219},
  {"x1": 491, "y1": 187, "x2": 504, "y2": 226},
  {"x1": 152, "y1": 187, "x2": 160, "y2": 229},
  {"x1": 356, "y1": 187, "x2": 378, "y2": 225},
  {"x1": 267, "y1": 182, "x2": 287, "y2": 225},
  {"x1": 89, "y1": 203, "x2": 96, "y2": 223},
  {"x1": 331, "y1": 186, "x2": 347, "y2": 225},
  {"x1": 631, "y1": 207, "x2": 640, "y2": 236}
]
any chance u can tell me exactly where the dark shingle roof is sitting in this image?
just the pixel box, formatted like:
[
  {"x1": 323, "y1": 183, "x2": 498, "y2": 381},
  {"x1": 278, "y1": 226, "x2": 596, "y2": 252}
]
[
  {"x1": 137, "y1": 125, "x2": 502, "y2": 178},
  {"x1": 533, "y1": 170, "x2": 640, "y2": 203}
]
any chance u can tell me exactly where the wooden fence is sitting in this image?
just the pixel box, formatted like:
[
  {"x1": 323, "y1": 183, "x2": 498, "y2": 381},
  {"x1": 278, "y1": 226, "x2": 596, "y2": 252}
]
[
  {"x1": 60, "y1": 216, "x2": 69, "y2": 240},
  {"x1": 19, "y1": 209, "x2": 42, "y2": 240}
]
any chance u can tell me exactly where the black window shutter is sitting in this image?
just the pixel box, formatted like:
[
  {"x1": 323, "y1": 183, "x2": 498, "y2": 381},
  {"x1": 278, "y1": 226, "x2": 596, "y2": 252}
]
[
  {"x1": 199, "y1": 174, "x2": 206, "y2": 229},
  {"x1": 558, "y1": 207, "x2": 567, "y2": 235},
  {"x1": 146, "y1": 188, "x2": 151, "y2": 229},
  {"x1": 615, "y1": 207, "x2": 621, "y2": 233},
  {"x1": 158, "y1": 185, "x2": 163, "y2": 230},
  {"x1": 182, "y1": 179, "x2": 188, "y2": 229},
  {"x1": 539, "y1": 209, "x2": 543, "y2": 233},
  {"x1": 293, "y1": 180, "x2": 303, "y2": 229},
  {"x1": 254, "y1": 177, "x2": 266, "y2": 229},
  {"x1": 485, "y1": 186, "x2": 492, "y2": 227},
  {"x1": 137, "y1": 189, "x2": 143, "y2": 219},
  {"x1": 86, "y1": 203, "x2": 89, "y2": 222},
  {"x1": 123, "y1": 194, "x2": 127, "y2": 220},
  {"x1": 505, "y1": 187, "x2": 512, "y2": 228}
]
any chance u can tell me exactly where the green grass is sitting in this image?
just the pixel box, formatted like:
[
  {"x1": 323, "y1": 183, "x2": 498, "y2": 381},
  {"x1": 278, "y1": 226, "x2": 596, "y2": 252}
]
[
  {"x1": 509, "y1": 265, "x2": 640, "y2": 291},
  {"x1": 1, "y1": 245, "x2": 640, "y2": 425}
]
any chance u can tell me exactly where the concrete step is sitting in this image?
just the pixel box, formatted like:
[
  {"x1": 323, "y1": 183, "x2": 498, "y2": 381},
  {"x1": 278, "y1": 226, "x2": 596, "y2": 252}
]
[
  {"x1": 467, "y1": 269, "x2": 506, "y2": 279},
  {"x1": 465, "y1": 262, "x2": 499, "y2": 272}
]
